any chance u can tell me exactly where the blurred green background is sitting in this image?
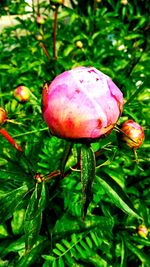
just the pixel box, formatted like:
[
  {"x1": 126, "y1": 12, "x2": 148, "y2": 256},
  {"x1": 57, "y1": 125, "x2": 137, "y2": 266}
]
[{"x1": 0, "y1": 0, "x2": 150, "y2": 266}]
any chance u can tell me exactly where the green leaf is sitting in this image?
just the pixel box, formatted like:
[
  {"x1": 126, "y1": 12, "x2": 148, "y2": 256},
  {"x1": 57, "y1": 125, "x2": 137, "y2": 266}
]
[
  {"x1": 55, "y1": 243, "x2": 66, "y2": 253},
  {"x1": 53, "y1": 248, "x2": 62, "y2": 256},
  {"x1": 60, "y1": 141, "x2": 73, "y2": 175},
  {"x1": 0, "y1": 185, "x2": 29, "y2": 223},
  {"x1": 125, "y1": 240, "x2": 150, "y2": 264},
  {"x1": 52, "y1": 260, "x2": 57, "y2": 267},
  {"x1": 96, "y1": 174, "x2": 141, "y2": 219},
  {"x1": 80, "y1": 144, "x2": 96, "y2": 219},
  {"x1": 61, "y1": 239, "x2": 70, "y2": 249},
  {"x1": 16, "y1": 238, "x2": 48, "y2": 267},
  {"x1": 2, "y1": 236, "x2": 25, "y2": 257},
  {"x1": 42, "y1": 255, "x2": 56, "y2": 261},
  {"x1": 120, "y1": 238, "x2": 127, "y2": 267},
  {"x1": 58, "y1": 257, "x2": 64, "y2": 267},
  {"x1": 125, "y1": 33, "x2": 143, "y2": 40},
  {"x1": 85, "y1": 236, "x2": 93, "y2": 249},
  {"x1": 24, "y1": 185, "x2": 44, "y2": 251},
  {"x1": 131, "y1": 236, "x2": 150, "y2": 246}
]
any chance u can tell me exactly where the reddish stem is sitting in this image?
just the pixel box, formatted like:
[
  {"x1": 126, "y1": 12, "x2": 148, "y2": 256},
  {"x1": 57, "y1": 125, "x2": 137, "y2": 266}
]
[
  {"x1": 39, "y1": 42, "x2": 51, "y2": 61},
  {"x1": 0, "y1": 128, "x2": 22, "y2": 152}
]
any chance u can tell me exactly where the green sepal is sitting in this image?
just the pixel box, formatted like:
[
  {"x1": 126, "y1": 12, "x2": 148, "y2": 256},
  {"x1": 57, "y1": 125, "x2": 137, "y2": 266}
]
[
  {"x1": 80, "y1": 144, "x2": 96, "y2": 220},
  {"x1": 60, "y1": 141, "x2": 73, "y2": 176}
]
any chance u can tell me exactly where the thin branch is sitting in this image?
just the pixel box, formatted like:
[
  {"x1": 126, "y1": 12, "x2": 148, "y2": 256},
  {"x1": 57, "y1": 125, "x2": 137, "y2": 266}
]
[{"x1": 53, "y1": 7, "x2": 58, "y2": 60}]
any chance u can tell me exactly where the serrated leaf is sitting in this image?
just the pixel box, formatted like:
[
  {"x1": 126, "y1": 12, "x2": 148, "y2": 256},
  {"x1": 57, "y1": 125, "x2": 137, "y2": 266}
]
[
  {"x1": 58, "y1": 257, "x2": 64, "y2": 267},
  {"x1": 125, "y1": 241, "x2": 150, "y2": 264},
  {"x1": 85, "y1": 236, "x2": 93, "y2": 249},
  {"x1": 55, "y1": 243, "x2": 66, "y2": 253},
  {"x1": 24, "y1": 186, "x2": 42, "y2": 251},
  {"x1": 70, "y1": 247, "x2": 79, "y2": 260},
  {"x1": 53, "y1": 248, "x2": 62, "y2": 256},
  {"x1": 52, "y1": 260, "x2": 57, "y2": 267},
  {"x1": 0, "y1": 185, "x2": 29, "y2": 223},
  {"x1": 80, "y1": 144, "x2": 96, "y2": 219},
  {"x1": 62, "y1": 239, "x2": 70, "y2": 249},
  {"x1": 96, "y1": 175, "x2": 141, "y2": 219},
  {"x1": 125, "y1": 33, "x2": 143, "y2": 40},
  {"x1": 64, "y1": 253, "x2": 74, "y2": 265},
  {"x1": 42, "y1": 255, "x2": 56, "y2": 261},
  {"x1": 71, "y1": 233, "x2": 78, "y2": 243},
  {"x1": 80, "y1": 240, "x2": 91, "y2": 252},
  {"x1": 131, "y1": 236, "x2": 150, "y2": 246},
  {"x1": 2, "y1": 236, "x2": 25, "y2": 257},
  {"x1": 90, "y1": 232, "x2": 99, "y2": 247},
  {"x1": 75, "y1": 244, "x2": 85, "y2": 258},
  {"x1": 16, "y1": 238, "x2": 48, "y2": 267}
]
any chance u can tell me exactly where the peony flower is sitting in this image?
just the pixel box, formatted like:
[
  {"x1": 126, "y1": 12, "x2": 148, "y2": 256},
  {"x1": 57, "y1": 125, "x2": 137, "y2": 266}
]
[
  {"x1": 14, "y1": 85, "x2": 30, "y2": 102},
  {"x1": 120, "y1": 120, "x2": 144, "y2": 149},
  {"x1": 42, "y1": 66, "x2": 124, "y2": 141}
]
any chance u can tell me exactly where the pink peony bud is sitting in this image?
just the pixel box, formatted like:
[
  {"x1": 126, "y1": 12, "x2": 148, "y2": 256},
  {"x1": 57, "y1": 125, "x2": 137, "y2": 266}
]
[
  {"x1": 120, "y1": 120, "x2": 144, "y2": 149},
  {"x1": 42, "y1": 66, "x2": 124, "y2": 141},
  {"x1": 0, "y1": 107, "x2": 7, "y2": 125},
  {"x1": 138, "y1": 225, "x2": 149, "y2": 238},
  {"x1": 36, "y1": 16, "x2": 45, "y2": 25},
  {"x1": 14, "y1": 86, "x2": 30, "y2": 102}
]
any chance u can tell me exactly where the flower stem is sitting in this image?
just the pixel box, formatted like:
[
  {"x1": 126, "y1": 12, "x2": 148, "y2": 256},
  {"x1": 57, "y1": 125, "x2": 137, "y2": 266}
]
[
  {"x1": 0, "y1": 128, "x2": 22, "y2": 152},
  {"x1": 80, "y1": 143, "x2": 96, "y2": 220},
  {"x1": 53, "y1": 7, "x2": 58, "y2": 60}
]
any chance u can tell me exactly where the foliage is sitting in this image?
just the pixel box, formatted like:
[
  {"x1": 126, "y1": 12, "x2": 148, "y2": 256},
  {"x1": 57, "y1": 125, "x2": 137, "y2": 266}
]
[{"x1": 0, "y1": 0, "x2": 150, "y2": 266}]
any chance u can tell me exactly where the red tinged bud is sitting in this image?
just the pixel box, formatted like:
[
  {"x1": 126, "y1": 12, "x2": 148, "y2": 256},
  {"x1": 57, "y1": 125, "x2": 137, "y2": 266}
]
[
  {"x1": 14, "y1": 86, "x2": 30, "y2": 102},
  {"x1": 0, "y1": 107, "x2": 7, "y2": 125},
  {"x1": 42, "y1": 66, "x2": 124, "y2": 142},
  {"x1": 138, "y1": 225, "x2": 149, "y2": 238},
  {"x1": 120, "y1": 120, "x2": 144, "y2": 149},
  {"x1": 36, "y1": 16, "x2": 45, "y2": 25}
]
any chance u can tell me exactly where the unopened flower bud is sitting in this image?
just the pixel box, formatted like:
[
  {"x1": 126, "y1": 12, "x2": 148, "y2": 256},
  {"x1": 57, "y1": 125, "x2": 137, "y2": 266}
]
[
  {"x1": 14, "y1": 86, "x2": 30, "y2": 102},
  {"x1": 50, "y1": 0, "x2": 64, "y2": 5},
  {"x1": 76, "y1": 41, "x2": 83, "y2": 49},
  {"x1": 36, "y1": 16, "x2": 45, "y2": 25},
  {"x1": 120, "y1": 120, "x2": 144, "y2": 149},
  {"x1": 121, "y1": 0, "x2": 128, "y2": 4},
  {"x1": 36, "y1": 34, "x2": 43, "y2": 41},
  {"x1": 138, "y1": 225, "x2": 148, "y2": 238},
  {"x1": 0, "y1": 107, "x2": 7, "y2": 125},
  {"x1": 42, "y1": 66, "x2": 124, "y2": 141}
]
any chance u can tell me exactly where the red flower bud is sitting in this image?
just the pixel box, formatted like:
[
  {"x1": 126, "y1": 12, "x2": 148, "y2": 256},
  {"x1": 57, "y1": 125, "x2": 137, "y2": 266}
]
[
  {"x1": 0, "y1": 107, "x2": 7, "y2": 125},
  {"x1": 42, "y1": 67, "x2": 124, "y2": 141},
  {"x1": 120, "y1": 120, "x2": 144, "y2": 149},
  {"x1": 138, "y1": 225, "x2": 148, "y2": 238},
  {"x1": 14, "y1": 86, "x2": 30, "y2": 102}
]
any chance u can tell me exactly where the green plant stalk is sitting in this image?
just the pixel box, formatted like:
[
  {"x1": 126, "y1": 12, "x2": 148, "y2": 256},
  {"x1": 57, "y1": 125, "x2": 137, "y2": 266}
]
[
  {"x1": 80, "y1": 144, "x2": 96, "y2": 220},
  {"x1": 53, "y1": 7, "x2": 58, "y2": 60}
]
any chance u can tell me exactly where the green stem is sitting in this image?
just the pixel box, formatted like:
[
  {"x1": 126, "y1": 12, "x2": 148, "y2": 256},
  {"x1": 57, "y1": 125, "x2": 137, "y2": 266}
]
[
  {"x1": 80, "y1": 143, "x2": 96, "y2": 220},
  {"x1": 53, "y1": 6, "x2": 58, "y2": 60},
  {"x1": 12, "y1": 127, "x2": 48, "y2": 137}
]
